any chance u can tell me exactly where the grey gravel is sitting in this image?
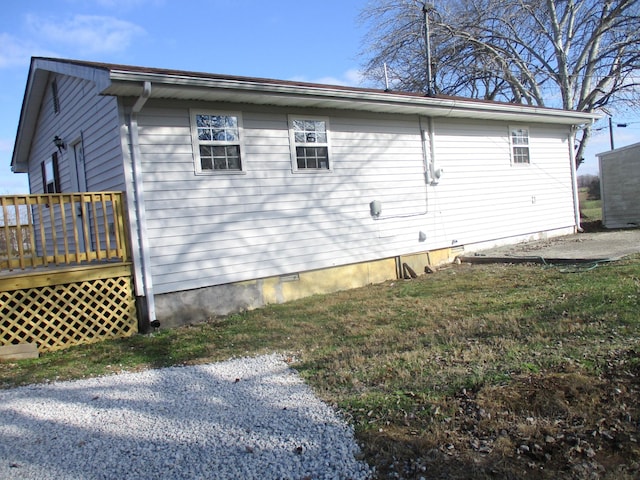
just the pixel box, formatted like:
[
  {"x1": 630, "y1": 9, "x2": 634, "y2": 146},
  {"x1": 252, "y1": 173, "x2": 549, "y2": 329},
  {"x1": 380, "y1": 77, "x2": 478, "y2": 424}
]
[{"x1": 0, "y1": 353, "x2": 372, "y2": 479}]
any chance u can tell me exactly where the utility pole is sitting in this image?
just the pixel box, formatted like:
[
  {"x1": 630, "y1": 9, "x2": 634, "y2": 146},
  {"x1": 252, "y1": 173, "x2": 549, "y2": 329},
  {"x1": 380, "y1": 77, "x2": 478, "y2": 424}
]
[
  {"x1": 609, "y1": 117, "x2": 614, "y2": 150},
  {"x1": 608, "y1": 117, "x2": 628, "y2": 150}
]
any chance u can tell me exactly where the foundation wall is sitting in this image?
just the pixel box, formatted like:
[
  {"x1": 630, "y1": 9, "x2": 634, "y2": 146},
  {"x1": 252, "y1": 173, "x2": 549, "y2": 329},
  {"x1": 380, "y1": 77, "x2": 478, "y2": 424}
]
[{"x1": 154, "y1": 249, "x2": 454, "y2": 328}]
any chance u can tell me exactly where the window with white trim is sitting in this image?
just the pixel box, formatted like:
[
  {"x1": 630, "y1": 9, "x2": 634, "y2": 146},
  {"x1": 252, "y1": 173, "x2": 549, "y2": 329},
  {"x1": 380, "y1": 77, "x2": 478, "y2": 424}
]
[
  {"x1": 510, "y1": 127, "x2": 530, "y2": 164},
  {"x1": 191, "y1": 111, "x2": 244, "y2": 173},
  {"x1": 288, "y1": 116, "x2": 331, "y2": 171},
  {"x1": 42, "y1": 153, "x2": 61, "y2": 193}
]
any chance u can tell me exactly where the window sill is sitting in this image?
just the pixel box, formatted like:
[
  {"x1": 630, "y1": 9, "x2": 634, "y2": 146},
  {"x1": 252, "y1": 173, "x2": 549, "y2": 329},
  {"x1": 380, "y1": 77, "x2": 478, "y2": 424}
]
[{"x1": 194, "y1": 170, "x2": 248, "y2": 176}]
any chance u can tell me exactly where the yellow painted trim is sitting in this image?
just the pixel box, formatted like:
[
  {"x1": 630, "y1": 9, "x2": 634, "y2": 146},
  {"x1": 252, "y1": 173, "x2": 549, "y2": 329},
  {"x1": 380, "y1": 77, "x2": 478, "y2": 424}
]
[
  {"x1": 235, "y1": 251, "x2": 457, "y2": 309},
  {"x1": 261, "y1": 258, "x2": 397, "y2": 306},
  {"x1": 0, "y1": 263, "x2": 133, "y2": 291}
]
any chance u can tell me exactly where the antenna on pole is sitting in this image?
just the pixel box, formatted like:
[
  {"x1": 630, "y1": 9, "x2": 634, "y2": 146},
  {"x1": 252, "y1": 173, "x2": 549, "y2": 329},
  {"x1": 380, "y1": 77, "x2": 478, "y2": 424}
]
[{"x1": 423, "y1": 3, "x2": 435, "y2": 97}]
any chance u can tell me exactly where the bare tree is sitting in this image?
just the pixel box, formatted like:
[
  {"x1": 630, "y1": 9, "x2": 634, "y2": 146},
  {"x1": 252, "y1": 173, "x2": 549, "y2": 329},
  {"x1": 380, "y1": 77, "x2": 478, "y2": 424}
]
[{"x1": 360, "y1": 0, "x2": 640, "y2": 167}]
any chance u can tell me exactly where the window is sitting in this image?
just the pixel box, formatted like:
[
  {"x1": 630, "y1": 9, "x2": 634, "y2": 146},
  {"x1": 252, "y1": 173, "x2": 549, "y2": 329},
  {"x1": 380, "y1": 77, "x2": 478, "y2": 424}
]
[
  {"x1": 51, "y1": 80, "x2": 60, "y2": 114},
  {"x1": 191, "y1": 111, "x2": 244, "y2": 173},
  {"x1": 289, "y1": 116, "x2": 331, "y2": 171},
  {"x1": 510, "y1": 127, "x2": 530, "y2": 164},
  {"x1": 42, "y1": 153, "x2": 61, "y2": 193}
]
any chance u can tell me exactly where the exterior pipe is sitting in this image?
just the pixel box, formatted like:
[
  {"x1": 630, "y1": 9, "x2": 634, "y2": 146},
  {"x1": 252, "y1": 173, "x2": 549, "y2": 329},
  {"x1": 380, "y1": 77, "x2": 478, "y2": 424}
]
[
  {"x1": 372, "y1": 117, "x2": 431, "y2": 221},
  {"x1": 568, "y1": 125, "x2": 583, "y2": 233},
  {"x1": 128, "y1": 81, "x2": 156, "y2": 328},
  {"x1": 423, "y1": 116, "x2": 440, "y2": 185}
]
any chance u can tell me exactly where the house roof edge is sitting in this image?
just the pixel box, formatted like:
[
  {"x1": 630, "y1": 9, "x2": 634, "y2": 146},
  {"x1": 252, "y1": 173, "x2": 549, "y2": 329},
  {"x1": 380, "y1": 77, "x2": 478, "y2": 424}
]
[
  {"x1": 11, "y1": 57, "x2": 602, "y2": 174},
  {"x1": 11, "y1": 57, "x2": 112, "y2": 173}
]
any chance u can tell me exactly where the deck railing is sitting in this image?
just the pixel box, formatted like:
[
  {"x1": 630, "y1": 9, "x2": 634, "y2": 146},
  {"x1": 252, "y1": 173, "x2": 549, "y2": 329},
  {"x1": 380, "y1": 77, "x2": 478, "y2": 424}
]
[{"x1": 0, "y1": 192, "x2": 129, "y2": 271}]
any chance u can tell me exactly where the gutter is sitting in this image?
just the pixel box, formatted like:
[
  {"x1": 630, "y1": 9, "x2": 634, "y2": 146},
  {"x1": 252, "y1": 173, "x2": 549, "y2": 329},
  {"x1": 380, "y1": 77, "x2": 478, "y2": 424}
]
[
  {"x1": 105, "y1": 71, "x2": 599, "y2": 126},
  {"x1": 127, "y1": 81, "x2": 156, "y2": 329}
]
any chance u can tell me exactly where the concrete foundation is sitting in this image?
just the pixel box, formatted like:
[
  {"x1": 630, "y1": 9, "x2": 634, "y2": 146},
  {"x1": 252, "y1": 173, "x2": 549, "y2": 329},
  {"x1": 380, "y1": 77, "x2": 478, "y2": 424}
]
[{"x1": 153, "y1": 248, "x2": 456, "y2": 328}]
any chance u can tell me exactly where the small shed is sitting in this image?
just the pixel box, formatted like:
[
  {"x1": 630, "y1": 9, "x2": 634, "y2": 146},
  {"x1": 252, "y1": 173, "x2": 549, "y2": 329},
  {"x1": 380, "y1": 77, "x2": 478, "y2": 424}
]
[{"x1": 597, "y1": 142, "x2": 640, "y2": 229}]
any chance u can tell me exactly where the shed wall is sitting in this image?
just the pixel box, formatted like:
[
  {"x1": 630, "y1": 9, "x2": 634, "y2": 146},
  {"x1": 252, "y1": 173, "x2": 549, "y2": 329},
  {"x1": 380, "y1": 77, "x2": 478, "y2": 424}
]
[{"x1": 599, "y1": 143, "x2": 640, "y2": 229}]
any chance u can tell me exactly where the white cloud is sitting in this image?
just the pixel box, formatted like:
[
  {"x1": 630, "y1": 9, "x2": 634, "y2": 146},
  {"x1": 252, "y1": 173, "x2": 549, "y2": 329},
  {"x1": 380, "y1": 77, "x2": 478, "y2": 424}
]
[
  {"x1": 0, "y1": 33, "x2": 57, "y2": 69},
  {"x1": 108, "y1": 0, "x2": 165, "y2": 7},
  {"x1": 26, "y1": 14, "x2": 146, "y2": 55},
  {"x1": 291, "y1": 68, "x2": 366, "y2": 88},
  {"x1": 69, "y1": 0, "x2": 164, "y2": 10},
  {"x1": 0, "y1": 138, "x2": 14, "y2": 153}
]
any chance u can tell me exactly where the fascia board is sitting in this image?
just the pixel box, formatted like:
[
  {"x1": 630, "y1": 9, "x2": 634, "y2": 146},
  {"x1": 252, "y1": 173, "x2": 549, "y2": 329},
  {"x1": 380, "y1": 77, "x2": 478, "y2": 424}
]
[
  {"x1": 106, "y1": 70, "x2": 600, "y2": 126},
  {"x1": 11, "y1": 66, "x2": 47, "y2": 173}
]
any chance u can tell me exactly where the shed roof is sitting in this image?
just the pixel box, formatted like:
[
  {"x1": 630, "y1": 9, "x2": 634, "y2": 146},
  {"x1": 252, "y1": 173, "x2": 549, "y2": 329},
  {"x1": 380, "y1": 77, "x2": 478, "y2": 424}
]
[
  {"x1": 596, "y1": 141, "x2": 640, "y2": 160},
  {"x1": 12, "y1": 57, "x2": 600, "y2": 172}
]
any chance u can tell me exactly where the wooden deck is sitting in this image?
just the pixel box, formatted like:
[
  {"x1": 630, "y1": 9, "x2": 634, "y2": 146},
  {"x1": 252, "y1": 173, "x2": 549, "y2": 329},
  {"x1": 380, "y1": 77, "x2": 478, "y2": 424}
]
[
  {"x1": 1, "y1": 192, "x2": 129, "y2": 271},
  {"x1": 1, "y1": 193, "x2": 138, "y2": 353}
]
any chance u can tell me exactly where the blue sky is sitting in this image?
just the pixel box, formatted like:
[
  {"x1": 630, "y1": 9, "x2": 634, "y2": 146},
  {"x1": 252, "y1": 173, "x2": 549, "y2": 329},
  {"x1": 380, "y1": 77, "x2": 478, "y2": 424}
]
[{"x1": 1, "y1": 0, "x2": 637, "y2": 193}]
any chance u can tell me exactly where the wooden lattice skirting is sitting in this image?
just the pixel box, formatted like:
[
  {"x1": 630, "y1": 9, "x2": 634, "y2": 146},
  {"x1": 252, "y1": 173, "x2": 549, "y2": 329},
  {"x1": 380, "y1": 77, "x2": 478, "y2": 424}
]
[{"x1": 1, "y1": 263, "x2": 137, "y2": 353}]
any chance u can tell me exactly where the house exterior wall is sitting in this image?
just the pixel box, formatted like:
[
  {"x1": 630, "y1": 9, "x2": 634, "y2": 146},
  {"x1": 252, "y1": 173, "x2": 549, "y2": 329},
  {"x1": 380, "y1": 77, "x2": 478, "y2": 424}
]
[
  {"x1": 26, "y1": 73, "x2": 123, "y2": 195},
  {"x1": 11, "y1": 59, "x2": 596, "y2": 328},
  {"x1": 598, "y1": 143, "x2": 640, "y2": 229},
  {"x1": 22, "y1": 73, "x2": 124, "y2": 257},
  {"x1": 432, "y1": 119, "x2": 576, "y2": 244},
  {"x1": 132, "y1": 100, "x2": 576, "y2": 304}
]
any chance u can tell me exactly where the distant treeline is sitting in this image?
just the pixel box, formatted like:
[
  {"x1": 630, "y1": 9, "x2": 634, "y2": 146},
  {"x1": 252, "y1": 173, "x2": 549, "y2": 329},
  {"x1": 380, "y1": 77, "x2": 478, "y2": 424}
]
[{"x1": 578, "y1": 174, "x2": 601, "y2": 200}]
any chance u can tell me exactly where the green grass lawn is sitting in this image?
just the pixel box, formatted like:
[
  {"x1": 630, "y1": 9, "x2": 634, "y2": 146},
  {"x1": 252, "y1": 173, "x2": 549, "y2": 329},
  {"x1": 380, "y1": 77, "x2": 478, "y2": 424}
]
[
  {"x1": 579, "y1": 186, "x2": 602, "y2": 224},
  {"x1": 2, "y1": 256, "x2": 639, "y2": 478}
]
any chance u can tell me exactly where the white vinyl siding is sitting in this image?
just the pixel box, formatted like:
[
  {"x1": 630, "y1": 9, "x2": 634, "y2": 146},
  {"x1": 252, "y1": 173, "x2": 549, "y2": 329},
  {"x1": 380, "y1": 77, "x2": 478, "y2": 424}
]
[
  {"x1": 137, "y1": 106, "x2": 425, "y2": 293},
  {"x1": 28, "y1": 74, "x2": 123, "y2": 195},
  {"x1": 432, "y1": 120, "x2": 573, "y2": 244},
  {"x1": 133, "y1": 104, "x2": 575, "y2": 295}
]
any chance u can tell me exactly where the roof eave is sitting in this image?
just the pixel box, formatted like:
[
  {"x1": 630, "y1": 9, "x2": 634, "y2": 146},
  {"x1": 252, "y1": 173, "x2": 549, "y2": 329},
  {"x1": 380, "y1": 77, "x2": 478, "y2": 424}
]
[
  {"x1": 11, "y1": 63, "x2": 47, "y2": 173},
  {"x1": 11, "y1": 58, "x2": 112, "y2": 172},
  {"x1": 104, "y1": 70, "x2": 600, "y2": 126}
]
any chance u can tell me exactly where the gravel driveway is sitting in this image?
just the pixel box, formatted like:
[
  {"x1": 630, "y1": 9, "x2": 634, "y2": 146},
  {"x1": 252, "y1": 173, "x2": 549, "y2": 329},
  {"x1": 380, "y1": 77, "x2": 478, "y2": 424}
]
[{"x1": 0, "y1": 354, "x2": 372, "y2": 480}]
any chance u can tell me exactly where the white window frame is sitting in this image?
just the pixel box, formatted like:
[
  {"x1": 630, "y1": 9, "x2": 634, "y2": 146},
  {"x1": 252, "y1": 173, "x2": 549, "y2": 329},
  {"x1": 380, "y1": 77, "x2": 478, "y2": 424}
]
[
  {"x1": 42, "y1": 153, "x2": 60, "y2": 193},
  {"x1": 509, "y1": 126, "x2": 531, "y2": 165},
  {"x1": 190, "y1": 110, "x2": 246, "y2": 175},
  {"x1": 288, "y1": 115, "x2": 332, "y2": 173}
]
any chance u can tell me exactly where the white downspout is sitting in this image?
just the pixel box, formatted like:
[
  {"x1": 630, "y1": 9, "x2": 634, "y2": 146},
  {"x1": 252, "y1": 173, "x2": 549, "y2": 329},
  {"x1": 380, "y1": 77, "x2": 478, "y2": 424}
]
[
  {"x1": 568, "y1": 125, "x2": 583, "y2": 233},
  {"x1": 128, "y1": 81, "x2": 156, "y2": 326},
  {"x1": 423, "y1": 116, "x2": 442, "y2": 185}
]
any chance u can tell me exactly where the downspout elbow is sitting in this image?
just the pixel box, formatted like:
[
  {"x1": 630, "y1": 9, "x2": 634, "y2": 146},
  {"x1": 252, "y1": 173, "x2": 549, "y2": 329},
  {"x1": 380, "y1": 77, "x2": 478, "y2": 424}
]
[{"x1": 133, "y1": 81, "x2": 151, "y2": 113}]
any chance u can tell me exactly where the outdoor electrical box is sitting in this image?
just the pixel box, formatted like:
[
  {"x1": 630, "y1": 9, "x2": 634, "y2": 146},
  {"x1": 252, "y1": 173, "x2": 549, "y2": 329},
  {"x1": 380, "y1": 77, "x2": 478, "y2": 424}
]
[{"x1": 370, "y1": 200, "x2": 382, "y2": 218}]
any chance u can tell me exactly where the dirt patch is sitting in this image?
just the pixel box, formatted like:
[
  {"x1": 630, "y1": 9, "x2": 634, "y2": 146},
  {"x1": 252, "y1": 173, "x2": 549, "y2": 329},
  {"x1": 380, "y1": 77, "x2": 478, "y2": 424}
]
[{"x1": 363, "y1": 350, "x2": 640, "y2": 479}]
